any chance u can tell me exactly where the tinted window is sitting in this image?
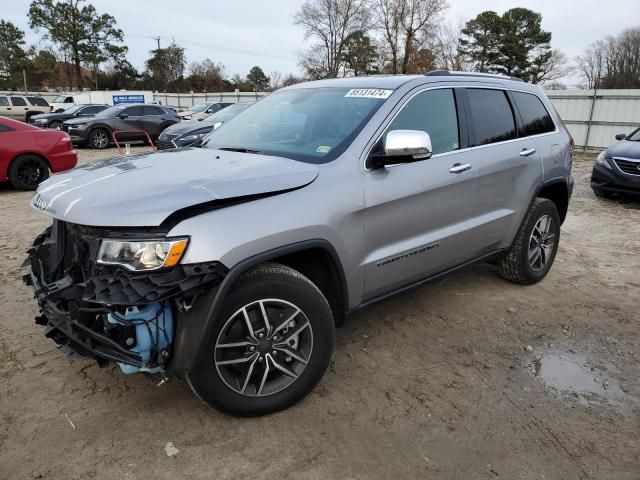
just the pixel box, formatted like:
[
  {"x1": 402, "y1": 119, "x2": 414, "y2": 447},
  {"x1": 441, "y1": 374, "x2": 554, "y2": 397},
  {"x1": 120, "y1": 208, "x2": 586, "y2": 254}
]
[
  {"x1": 512, "y1": 91, "x2": 555, "y2": 136},
  {"x1": 10, "y1": 96, "x2": 27, "y2": 106},
  {"x1": 0, "y1": 96, "x2": 8, "y2": 107},
  {"x1": 386, "y1": 88, "x2": 459, "y2": 155},
  {"x1": 123, "y1": 106, "x2": 143, "y2": 116},
  {"x1": 467, "y1": 89, "x2": 516, "y2": 146},
  {"x1": 64, "y1": 97, "x2": 73, "y2": 103},
  {"x1": 27, "y1": 96, "x2": 48, "y2": 106},
  {"x1": 143, "y1": 106, "x2": 165, "y2": 115},
  {"x1": 81, "y1": 105, "x2": 107, "y2": 114}
]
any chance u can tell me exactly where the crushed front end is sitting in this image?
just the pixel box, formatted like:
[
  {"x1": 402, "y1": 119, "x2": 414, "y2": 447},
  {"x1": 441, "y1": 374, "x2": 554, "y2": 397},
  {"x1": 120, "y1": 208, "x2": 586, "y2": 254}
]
[{"x1": 23, "y1": 220, "x2": 226, "y2": 377}]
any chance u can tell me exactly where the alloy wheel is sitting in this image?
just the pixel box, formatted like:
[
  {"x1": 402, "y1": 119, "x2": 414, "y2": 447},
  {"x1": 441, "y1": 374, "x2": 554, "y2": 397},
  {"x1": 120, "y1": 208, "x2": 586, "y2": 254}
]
[
  {"x1": 528, "y1": 215, "x2": 556, "y2": 271},
  {"x1": 214, "y1": 299, "x2": 313, "y2": 397},
  {"x1": 16, "y1": 158, "x2": 47, "y2": 188},
  {"x1": 92, "y1": 130, "x2": 109, "y2": 148}
]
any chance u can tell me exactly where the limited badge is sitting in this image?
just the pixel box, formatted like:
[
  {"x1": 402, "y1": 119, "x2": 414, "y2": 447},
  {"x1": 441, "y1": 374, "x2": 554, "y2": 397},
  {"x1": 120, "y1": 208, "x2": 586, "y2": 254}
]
[
  {"x1": 344, "y1": 89, "x2": 393, "y2": 99},
  {"x1": 316, "y1": 145, "x2": 332, "y2": 154}
]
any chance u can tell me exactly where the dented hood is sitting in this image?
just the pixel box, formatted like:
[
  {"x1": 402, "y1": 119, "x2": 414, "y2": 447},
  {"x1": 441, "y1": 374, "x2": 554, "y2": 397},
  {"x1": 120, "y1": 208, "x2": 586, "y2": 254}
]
[{"x1": 31, "y1": 148, "x2": 319, "y2": 227}]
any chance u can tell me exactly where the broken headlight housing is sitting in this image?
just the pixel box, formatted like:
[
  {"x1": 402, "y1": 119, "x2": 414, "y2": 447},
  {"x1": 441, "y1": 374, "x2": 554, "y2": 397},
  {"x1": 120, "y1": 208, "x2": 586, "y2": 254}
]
[{"x1": 97, "y1": 238, "x2": 189, "y2": 271}]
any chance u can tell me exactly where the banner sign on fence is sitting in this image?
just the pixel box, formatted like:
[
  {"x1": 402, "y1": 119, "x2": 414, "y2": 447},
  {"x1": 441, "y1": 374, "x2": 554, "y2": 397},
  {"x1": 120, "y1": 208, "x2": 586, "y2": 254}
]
[{"x1": 113, "y1": 94, "x2": 145, "y2": 105}]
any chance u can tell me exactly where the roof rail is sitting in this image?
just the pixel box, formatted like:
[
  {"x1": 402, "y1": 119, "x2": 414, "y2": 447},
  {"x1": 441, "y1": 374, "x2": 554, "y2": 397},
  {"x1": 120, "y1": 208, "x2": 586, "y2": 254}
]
[{"x1": 424, "y1": 70, "x2": 524, "y2": 83}]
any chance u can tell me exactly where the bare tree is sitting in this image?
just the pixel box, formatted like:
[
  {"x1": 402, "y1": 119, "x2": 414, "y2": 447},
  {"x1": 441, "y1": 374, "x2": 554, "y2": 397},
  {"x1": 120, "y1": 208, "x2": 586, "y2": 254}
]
[
  {"x1": 433, "y1": 18, "x2": 471, "y2": 71},
  {"x1": 372, "y1": 0, "x2": 405, "y2": 73},
  {"x1": 270, "y1": 70, "x2": 283, "y2": 90},
  {"x1": 529, "y1": 49, "x2": 570, "y2": 85},
  {"x1": 294, "y1": 0, "x2": 370, "y2": 78},
  {"x1": 576, "y1": 41, "x2": 605, "y2": 89},
  {"x1": 399, "y1": 0, "x2": 448, "y2": 73}
]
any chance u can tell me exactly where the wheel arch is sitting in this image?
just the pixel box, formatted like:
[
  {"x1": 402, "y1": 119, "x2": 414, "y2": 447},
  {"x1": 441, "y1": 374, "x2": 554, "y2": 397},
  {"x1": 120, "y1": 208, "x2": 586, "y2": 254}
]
[
  {"x1": 173, "y1": 240, "x2": 348, "y2": 375},
  {"x1": 9, "y1": 152, "x2": 52, "y2": 172},
  {"x1": 535, "y1": 178, "x2": 570, "y2": 223}
]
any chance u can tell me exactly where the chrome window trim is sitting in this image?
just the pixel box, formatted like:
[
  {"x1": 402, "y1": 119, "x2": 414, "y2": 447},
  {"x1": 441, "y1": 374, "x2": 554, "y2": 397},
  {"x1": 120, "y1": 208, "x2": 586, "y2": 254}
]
[{"x1": 362, "y1": 84, "x2": 559, "y2": 172}]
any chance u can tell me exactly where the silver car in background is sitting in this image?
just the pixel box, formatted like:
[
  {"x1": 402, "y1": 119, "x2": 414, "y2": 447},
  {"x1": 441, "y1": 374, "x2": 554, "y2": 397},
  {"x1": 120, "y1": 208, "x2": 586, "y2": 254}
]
[{"x1": 25, "y1": 72, "x2": 573, "y2": 416}]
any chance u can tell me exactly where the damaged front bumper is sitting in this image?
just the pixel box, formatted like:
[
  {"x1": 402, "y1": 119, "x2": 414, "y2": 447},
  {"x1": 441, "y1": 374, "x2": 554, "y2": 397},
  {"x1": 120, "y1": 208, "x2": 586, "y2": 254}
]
[{"x1": 24, "y1": 220, "x2": 226, "y2": 374}]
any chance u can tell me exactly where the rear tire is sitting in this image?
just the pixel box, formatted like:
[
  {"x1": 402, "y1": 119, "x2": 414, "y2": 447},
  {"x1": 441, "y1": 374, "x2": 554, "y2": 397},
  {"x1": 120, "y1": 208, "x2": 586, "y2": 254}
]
[
  {"x1": 8, "y1": 155, "x2": 50, "y2": 190},
  {"x1": 89, "y1": 128, "x2": 110, "y2": 149},
  {"x1": 498, "y1": 198, "x2": 561, "y2": 285},
  {"x1": 187, "y1": 263, "x2": 335, "y2": 416}
]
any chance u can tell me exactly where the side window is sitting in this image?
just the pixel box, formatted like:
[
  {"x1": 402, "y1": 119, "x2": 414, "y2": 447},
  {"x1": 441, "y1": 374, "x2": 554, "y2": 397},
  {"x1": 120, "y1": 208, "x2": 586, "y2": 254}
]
[
  {"x1": 82, "y1": 106, "x2": 104, "y2": 114},
  {"x1": 142, "y1": 106, "x2": 159, "y2": 116},
  {"x1": 386, "y1": 88, "x2": 460, "y2": 155},
  {"x1": 511, "y1": 91, "x2": 555, "y2": 136},
  {"x1": 10, "y1": 96, "x2": 27, "y2": 107},
  {"x1": 466, "y1": 89, "x2": 516, "y2": 146},
  {"x1": 65, "y1": 97, "x2": 73, "y2": 103},
  {"x1": 209, "y1": 104, "x2": 221, "y2": 112},
  {"x1": 27, "y1": 96, "x2": 48, "y2": 106},
  {"x1": 0, "y1": 96, "x2": 8, "y2": 107},
  {"x1": 123, "y1": 106, "x2": 143, "y2": 116}
]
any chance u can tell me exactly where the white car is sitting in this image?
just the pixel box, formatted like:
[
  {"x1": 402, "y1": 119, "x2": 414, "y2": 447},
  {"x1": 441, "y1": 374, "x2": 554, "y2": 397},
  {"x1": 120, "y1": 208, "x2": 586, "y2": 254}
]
[
  {"x1": 177, "y1": 102, "x2": 233, "y2": 121},
  {"x1": 0, "y1": 95, "x2": 50, "y2": 122}
]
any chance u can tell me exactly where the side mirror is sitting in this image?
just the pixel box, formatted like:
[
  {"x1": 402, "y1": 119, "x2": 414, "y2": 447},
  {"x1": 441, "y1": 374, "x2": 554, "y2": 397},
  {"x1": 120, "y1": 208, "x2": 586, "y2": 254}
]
[
  {"x1": 117, "y1": 112, "x2": 129, "y2": 119},
  {"x1": 615, "y1": 133, "x2": 627, "y2": 141},
  {"x1": 368, "y1": 130, "x2": 432, "y2": 169}
]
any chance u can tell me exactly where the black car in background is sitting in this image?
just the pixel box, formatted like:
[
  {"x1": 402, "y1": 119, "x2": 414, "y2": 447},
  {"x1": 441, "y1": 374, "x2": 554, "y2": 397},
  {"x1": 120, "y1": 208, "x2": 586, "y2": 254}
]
[
  {"x1": 157, "y1": 102, "x2": 252, "y2": 149},
  {"x1": 591, "y1": 128, "x2": 640, "y2": 198},
  {"x1": 61, "y1": 104, "x2": 180, "y2": 149},
  {"x1": 29, "y1": 104, "x2": 108, "y2": 129}
]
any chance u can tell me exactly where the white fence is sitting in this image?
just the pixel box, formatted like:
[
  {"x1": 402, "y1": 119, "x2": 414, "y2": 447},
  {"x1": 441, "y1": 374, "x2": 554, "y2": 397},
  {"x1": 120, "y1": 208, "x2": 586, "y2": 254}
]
[
  {"x1": 545, "y1": 89, "x2": 640, "y2": 150},
  {"x1": 4, "y1": 87, "x2": 640, "y2": 149}
]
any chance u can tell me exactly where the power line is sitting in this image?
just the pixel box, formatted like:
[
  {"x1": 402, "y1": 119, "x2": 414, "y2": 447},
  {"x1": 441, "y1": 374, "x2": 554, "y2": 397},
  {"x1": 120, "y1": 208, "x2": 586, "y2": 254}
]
[{"x1": 124, "y1": 33, "x2": 296, "y2": 61}]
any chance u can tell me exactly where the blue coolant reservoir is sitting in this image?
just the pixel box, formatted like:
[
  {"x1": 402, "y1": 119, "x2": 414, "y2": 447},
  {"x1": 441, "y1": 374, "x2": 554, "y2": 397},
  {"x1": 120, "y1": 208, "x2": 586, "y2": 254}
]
[{"x1": 107, "y1": 303, "x2": 173, "y2": 375}]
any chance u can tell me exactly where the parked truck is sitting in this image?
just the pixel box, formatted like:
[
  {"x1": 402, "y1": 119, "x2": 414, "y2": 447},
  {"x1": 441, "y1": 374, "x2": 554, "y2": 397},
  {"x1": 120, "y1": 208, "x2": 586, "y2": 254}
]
[{"x1": 49, "y1": 91, "x2": 154, "y2": 112}]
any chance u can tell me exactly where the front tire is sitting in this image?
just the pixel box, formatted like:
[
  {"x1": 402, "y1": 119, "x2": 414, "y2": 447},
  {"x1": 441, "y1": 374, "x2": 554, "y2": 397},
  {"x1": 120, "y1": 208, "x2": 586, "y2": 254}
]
[
  {"x1": 8, "y1": 155, "x2": 50, "y2": 190},
  {"x1": 498, "y1": 198, "x2": 561, "y2": 285},
  {"x1": 187, "y1": 263, "x2": 335, "y2": 416},
  {"x1": 49, "y1": 120, "x2": 62, "y2": 130},
  {"x1": 89, "y1": 128, "x2": 110, "y2": 149}
]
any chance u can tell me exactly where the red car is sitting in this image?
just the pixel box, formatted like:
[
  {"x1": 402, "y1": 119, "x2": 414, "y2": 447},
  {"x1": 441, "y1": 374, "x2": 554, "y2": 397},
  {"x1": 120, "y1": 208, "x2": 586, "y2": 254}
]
[{"x1": 0, "y1": 116, "x2": 77, "y2": 190}]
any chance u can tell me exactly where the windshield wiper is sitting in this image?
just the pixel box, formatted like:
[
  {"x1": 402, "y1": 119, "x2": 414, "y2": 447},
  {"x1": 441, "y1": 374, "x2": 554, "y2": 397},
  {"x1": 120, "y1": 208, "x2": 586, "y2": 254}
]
[{"x1": 218, "y1": 146, "x2": 262, "y2": 154}]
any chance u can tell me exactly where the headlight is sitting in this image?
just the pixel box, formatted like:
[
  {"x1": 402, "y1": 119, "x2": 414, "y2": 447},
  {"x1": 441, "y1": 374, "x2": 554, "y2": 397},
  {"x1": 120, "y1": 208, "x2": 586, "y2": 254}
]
[
  {"x1": 595, "y1": 150, "x2": 612, "y2": 169},
  {"x1": 73, "y1": 123, "x2": 87, "y2": 129},
  {"x1": 179, "y1": 132, "x2": 207, "y2": 143},
  {"x1": 97, "y1": 238, "x2": 189, "y2": 271},
  {"x1": 33, "y1": 118, "x2": 47, "y2": 124}
]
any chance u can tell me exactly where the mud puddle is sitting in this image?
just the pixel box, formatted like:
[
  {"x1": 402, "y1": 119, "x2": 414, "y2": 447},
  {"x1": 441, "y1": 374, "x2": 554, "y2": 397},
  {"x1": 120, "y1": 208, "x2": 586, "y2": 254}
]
[{"x1": 531, "y1": 350, "x2": 624, "y2": 404}]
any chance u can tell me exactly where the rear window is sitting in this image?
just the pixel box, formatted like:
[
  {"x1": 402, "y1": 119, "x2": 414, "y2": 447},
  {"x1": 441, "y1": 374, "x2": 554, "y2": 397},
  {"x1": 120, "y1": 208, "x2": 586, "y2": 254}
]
[
  {"x1": 512, "y1": 92, "x2": 555, "y2": 136},
  {"x1": 27, "y1": 96, "x2": 49, "y2": 107},
  {"x1": 466, "y1": 89, "x2": 516, "y2": 146},
  {"x1": 10, "y1": 96, "x2": 27, "y2": 106},
  {"x1": 0, "y1": 96, "x2": 8, "y2": 107}
]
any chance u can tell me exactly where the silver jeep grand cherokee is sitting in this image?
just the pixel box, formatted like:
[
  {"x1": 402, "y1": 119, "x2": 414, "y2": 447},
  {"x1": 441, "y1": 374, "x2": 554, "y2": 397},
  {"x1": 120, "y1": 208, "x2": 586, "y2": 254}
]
[{"x1": 25, "y1": 72, "x2": 574, "y2": 416}]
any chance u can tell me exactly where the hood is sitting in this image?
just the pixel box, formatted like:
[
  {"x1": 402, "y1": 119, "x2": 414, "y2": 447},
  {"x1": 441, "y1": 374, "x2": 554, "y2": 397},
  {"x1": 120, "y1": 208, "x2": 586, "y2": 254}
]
[
  {"x1": 607, "y1": 140, "x2": 640, "y2": 159},
  {"x1": 162, "y1": 121, "x2": 214, "y2": 137},
  {"x1": 31, "y1": 148, "x2": 319, "y2": 227}
]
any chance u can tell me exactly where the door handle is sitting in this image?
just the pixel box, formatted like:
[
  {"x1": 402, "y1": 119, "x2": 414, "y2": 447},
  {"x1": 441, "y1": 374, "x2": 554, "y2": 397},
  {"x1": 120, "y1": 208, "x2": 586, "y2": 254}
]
[
  {"x1": 449, "y1": 163, "x2": 472, "y2": 174},
  {"x1": 520, "y1": 148, "x2": 537, "y2": 157}
]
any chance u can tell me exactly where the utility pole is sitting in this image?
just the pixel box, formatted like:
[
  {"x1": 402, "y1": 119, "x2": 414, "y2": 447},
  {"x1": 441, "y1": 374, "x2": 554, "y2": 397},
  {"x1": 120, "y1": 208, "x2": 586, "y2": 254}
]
[
  {"x1": 23, "y1": 69, "x2": 27, "y2": 93},
  {"x1": 153, "y1": 36, "x2": 161, "y2": 50}
]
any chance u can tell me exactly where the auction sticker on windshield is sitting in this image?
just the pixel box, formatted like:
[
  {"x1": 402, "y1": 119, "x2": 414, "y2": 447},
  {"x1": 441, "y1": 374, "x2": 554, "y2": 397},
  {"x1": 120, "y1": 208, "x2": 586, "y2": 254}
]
[{"x1": 344, "y1": 89, "x2": 393, "y2": 99}]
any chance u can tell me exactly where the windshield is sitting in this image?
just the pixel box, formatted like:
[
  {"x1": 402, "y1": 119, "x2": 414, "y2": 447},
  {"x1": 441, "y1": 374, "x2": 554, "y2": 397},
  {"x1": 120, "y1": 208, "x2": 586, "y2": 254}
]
[
  {"x1": 52, "y1": 95, "x2": 68, "y2": 103},
  {"x1": 191, "y1": 102, "x2": 210, "y2": 112},
  {"x1": 628, "y1": 128, "x2": 640, "y2": 142},
  {"x1": 204, "y1": 103, "x2": 250, "y2": 123},
  {"x1": 201, "y1": 87, "x2": 390, "y2": 163},
  {"x1": 95, "y1": 105, "x2": 128, "y2": 118}
]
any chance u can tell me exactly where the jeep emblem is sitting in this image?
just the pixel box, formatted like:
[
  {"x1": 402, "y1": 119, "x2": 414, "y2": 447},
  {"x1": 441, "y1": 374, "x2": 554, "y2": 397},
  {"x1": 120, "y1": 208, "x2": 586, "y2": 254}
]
[{"x1": 33, "y1": 196, "x2": 47, "y2": 211}]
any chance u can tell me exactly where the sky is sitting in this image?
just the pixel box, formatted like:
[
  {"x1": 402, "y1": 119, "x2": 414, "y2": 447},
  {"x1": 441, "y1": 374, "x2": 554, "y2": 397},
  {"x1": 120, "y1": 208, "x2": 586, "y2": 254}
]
[{"x1": 3, "y1": 0, "x2": 638, "y2": 86}]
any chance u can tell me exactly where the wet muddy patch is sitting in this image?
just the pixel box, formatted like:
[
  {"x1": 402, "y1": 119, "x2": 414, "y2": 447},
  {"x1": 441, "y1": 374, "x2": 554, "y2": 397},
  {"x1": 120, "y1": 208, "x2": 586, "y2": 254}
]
[{"x1": 530, "y1": 350, "x2": 625, "y2": 405}]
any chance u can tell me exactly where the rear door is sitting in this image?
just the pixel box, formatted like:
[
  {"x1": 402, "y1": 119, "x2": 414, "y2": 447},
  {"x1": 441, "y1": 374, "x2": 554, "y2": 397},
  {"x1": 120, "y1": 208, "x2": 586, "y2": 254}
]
[
  {"x1": 113, "y1": 106, "x2": 143, "y2": 141},
  {"x1": 9, "y1": 96, "x2": 29, "y2": 120},
  {"x1": 362, "y1": 87, "x2": 480, "y2": 299},
  {"x1": 140, "y1": 106, "x2": 167, "y2": 137},
  {"x1": 464, "y1": 87, "x2": 543, "y2": 252},
  {"x1": 510, "y1": 91, "x2": 564, "y2": 180}
]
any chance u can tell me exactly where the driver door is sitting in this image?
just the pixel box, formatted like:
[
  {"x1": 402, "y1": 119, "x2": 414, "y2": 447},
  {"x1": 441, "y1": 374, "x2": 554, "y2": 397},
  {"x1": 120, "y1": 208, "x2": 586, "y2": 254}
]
[{"x1": 362, "y1": 87, "x2": 480, "y2": 299}]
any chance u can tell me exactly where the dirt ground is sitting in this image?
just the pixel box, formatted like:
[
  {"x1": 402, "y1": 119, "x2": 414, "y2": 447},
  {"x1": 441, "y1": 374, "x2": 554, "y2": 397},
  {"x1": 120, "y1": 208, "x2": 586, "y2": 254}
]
[{"x1": 0, "y1": 147, "x2": 638, "y2": 480}]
